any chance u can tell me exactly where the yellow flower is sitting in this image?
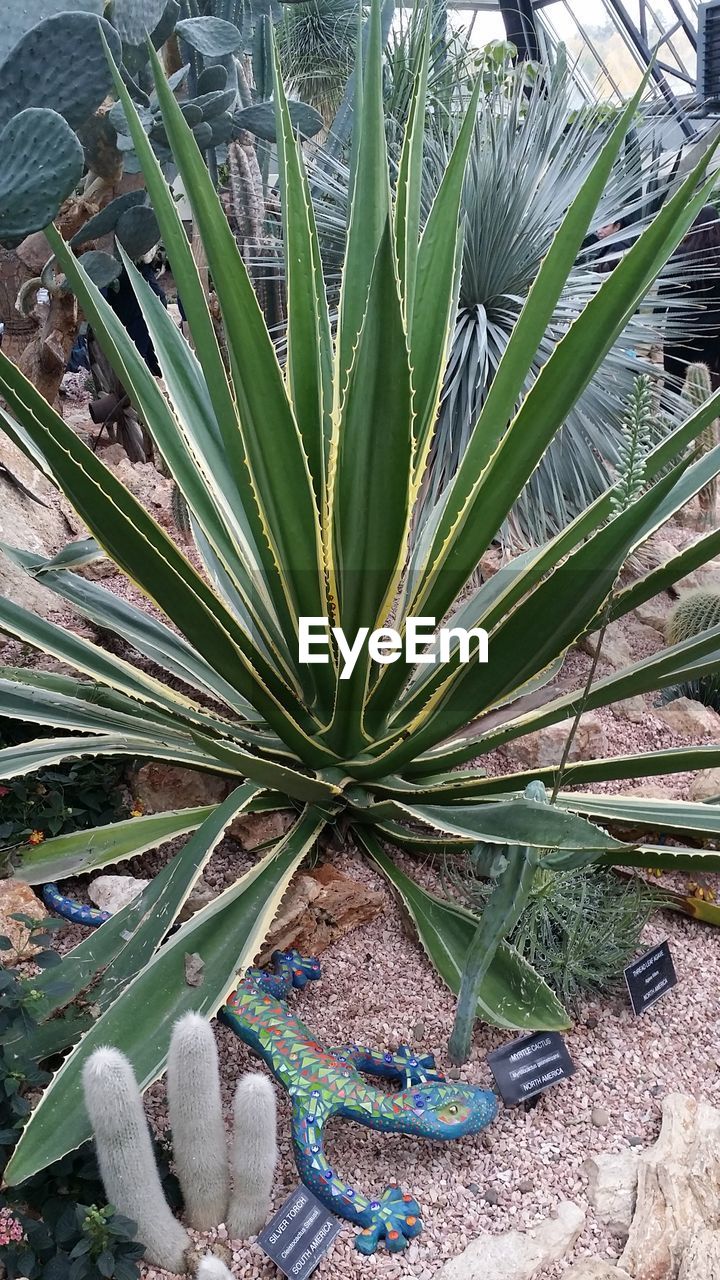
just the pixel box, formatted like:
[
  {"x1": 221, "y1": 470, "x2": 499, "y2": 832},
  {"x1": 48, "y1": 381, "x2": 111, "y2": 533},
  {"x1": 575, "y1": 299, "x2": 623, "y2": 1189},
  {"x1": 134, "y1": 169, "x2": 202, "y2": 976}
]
[
  {"x1": 130, "y1": 806, "x2": 143, "y2": 818},
  {"x1": 28, "y1": 830, "x2": 45, "y2": 846}
]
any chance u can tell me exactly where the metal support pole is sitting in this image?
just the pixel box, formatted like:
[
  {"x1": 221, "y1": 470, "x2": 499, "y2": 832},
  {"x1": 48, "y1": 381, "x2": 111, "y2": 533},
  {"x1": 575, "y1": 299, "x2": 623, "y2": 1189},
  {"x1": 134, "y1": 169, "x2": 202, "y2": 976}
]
[{"x1": 499, "y1": 0, "x2": 541, "y2": 62}]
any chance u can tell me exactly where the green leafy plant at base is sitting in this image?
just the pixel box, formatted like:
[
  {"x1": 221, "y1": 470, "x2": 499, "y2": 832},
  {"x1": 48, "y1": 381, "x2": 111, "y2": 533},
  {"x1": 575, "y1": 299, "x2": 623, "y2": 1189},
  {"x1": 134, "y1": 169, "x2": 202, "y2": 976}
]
[
  {"x1": 4, "y1": 0, "x2": 720, "y2": 1179},
  {"x1": 444, "y1": 855, "x2": 659, "y2": 1005},
  {"x1": 0, "y1": 719, "x2": 129, "y2": 851},
  {"x1": 0, "y1": 919, "x2": 177, "y2": 1279},
  {"x1": 0, "y1": 1200, "x2": 145, "y2": 1280}
]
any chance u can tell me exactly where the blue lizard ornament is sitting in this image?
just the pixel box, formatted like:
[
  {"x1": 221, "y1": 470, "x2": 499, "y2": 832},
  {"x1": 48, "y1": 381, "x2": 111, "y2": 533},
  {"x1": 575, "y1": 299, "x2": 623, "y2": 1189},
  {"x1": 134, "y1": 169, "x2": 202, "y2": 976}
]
[
  {"x1": 41, "y1": 884, "x2": 498, "y2": 1254},
  {"x1": 221, "y1": 950, "x2": 498, "y2": 1253}
]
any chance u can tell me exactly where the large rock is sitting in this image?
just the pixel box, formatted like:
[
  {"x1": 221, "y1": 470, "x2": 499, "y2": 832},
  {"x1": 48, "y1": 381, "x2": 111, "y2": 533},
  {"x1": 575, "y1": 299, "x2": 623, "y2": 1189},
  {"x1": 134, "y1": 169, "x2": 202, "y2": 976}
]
[
  {"x1": 228, "y1": 808, "x2": 295, "y2": 850},
  {"x1": 259, "y1": 864, "x2": 384, "y2": 962},
  {"x1": 0, "y1": 436, "x2": 79, "y2": 618},
  {"x1": 619, "y1": 1093, "x2": 720, "y2": 1280},
  {"x1": 632, "y1": 601, "x2": 669, "y2": 635},
  {"x1": 563, "y1": 1265, "x2": 633, "y2": 1280},
  {"x1": 434, "y1": 1201, "x2": 585, "y2": 1280},
  {"x1": 0, "y1": 881, "x2": 45, "y2": 963},
  {"x1": 583, "y1": 1149, "x2": 640, "y2": 1239},
  {"x1": 656, "y1": 698, "x2": 720, "y2": 737},
  {"x1": 578, "y1": 623, "x2": 631, "y2": 669},
  {"x1": 133, "y1": 763, "x2": 231, "y2": 814},
  {"x1": 508, "y1": 715, "x2": 607, "y2": 770},
  {"x1": 610, "y1": 697, "x2": 648, "y2": 724},
  {"x1": 88, "y1": 875, "x2": 150, "y2": 914},
  {"x1": 688, "y1": 768, "x2": 720, "y2": 802},
  {"x1": 677, "y1": 1228, "x2": 720, "y2": 1280}
]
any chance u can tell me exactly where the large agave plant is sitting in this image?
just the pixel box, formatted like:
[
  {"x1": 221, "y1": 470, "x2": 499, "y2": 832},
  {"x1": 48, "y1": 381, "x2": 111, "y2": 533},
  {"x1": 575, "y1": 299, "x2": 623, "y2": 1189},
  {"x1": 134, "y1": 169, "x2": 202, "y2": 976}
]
[{"x1": 3, "y1": 4, "x2": 720, "y2": 1184}]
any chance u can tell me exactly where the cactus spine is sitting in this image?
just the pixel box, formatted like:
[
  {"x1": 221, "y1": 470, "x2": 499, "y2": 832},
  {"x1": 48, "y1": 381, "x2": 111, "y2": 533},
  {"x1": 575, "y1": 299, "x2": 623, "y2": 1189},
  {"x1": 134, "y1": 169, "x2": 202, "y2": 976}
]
[
  {"x1": 167, "y1": 1013, "x2": 230, "y2": 1231},
  {"x1": 682, "y1": 362, "x2": 719, "y2": 525},
  {"x1": 82, "y1": 1047, "x2": 190, "y2": 1273},
  {"x1": 227, "y1": 1073, "x2": 277, "y2": 1238},
  {"x1": 666, "y1": 589, "x2": 720, "y2": 646}
]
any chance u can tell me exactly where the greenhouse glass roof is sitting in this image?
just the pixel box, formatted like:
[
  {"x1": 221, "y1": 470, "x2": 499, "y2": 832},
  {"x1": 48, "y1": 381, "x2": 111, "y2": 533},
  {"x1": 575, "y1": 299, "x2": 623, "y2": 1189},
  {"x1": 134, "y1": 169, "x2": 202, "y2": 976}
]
[{"x1": 449, "y1": 0, "x2": 700, "y2": 133}]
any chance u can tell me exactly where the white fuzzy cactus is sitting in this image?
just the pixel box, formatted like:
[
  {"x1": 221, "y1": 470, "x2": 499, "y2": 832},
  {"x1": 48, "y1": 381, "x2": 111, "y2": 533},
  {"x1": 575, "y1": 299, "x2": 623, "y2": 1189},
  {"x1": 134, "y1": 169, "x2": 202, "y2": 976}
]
[
  {"x1": 167, "y1": 1013, "x2": 230, "y2": 1230},
  {"x1": 227, "y1": 1073, "x2": 277, "y2": 1238},
  {"x1": 196, "y1": 1254, "x2": 234, "y2": 1280},
  {"x1": 82, "y1": 1047, "x2": 190, "y2": 1273}
]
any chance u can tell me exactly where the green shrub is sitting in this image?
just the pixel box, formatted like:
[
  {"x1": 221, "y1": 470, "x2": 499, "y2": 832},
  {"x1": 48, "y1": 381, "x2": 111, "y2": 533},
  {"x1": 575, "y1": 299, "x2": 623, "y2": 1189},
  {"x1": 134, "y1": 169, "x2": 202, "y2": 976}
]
[
  {"x1": 0, "y1": 719, "x2": 129, "y2": 850},
  {"x1": 445, "y1": 857, "x2": 659, "y2": 1004}
]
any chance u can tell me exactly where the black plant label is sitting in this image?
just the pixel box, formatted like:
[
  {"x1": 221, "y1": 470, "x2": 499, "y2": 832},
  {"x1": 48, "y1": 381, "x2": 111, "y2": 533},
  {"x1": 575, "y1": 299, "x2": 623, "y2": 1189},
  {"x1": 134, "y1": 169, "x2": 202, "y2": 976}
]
[
  {"x1": 487, "y1": 1031, "x2": 576, "y2": 1106},
  {"x1": 624, "y1": 939, "x2": 677, "y2": 1017},
  {"x1": 258, "y1": 1186, "x2": 342, "y2": 1280}
]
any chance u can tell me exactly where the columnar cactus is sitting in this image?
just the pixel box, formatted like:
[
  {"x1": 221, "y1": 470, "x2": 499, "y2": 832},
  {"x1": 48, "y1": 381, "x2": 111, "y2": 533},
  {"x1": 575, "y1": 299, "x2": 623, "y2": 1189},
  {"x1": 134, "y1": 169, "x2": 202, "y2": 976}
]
[
  {"x1": 227, "y1": 1074, "x2": 277, "y2": 1239},
  {"x1": 167, "y1": 1013, "x2": 230, "y2": 1230},
  {"x1": 667, "y1": 589, "x2": 720, "y2": 647},
  {"x1": 683, "y1": 362, "x2": 719, "y2": 525},
  {"x1": 82, "y1": 1047, "x2": 191, "y2": 1273}
]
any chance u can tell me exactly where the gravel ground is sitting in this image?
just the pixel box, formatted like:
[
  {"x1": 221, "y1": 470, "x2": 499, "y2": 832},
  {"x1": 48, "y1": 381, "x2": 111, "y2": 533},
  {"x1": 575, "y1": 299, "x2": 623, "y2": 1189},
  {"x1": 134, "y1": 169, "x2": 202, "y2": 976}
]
[
  {"x1": 5, "y1": 434, "x2": 720, "y2": 1278},
  {"x1": 133, "y1": 850, "x2": 720, "y2": 1280}
]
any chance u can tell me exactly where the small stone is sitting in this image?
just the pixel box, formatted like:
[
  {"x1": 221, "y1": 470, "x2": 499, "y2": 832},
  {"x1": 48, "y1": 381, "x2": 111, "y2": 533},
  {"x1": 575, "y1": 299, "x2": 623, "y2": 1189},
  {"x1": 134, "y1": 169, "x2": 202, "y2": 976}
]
[
  {"x1": 627, "y1": 1136, "x2": 643, "y2": 1147},
  {"x1": 592, "y1": 1106, "x2": 612, "y2": 1128},
  {"x1": 584, "y1": 1149, "x2": 640, "y2": 1238},
  {"x1": 466, "y1": 1183, "x2": 480, "y2": 1195},
  {"x1": 448, "y1": 1066, "x2": 462, "y2": 1081},
  {"x1": 482, "y1": 1189, "x2": 500, "y2": 1205},
  {"x1": 586, "y1": 1015, "x2": 599, "y2": 1030},
  {"x1": 650, "y1": 1084, "x2": 662, "y2": 1097},
  {"x1": 412, "y1": 1020, "x2": 426, "y2": 1040},
  {"x1": 518, "y1": 1180, "x2": 534, "y2": 1193}
]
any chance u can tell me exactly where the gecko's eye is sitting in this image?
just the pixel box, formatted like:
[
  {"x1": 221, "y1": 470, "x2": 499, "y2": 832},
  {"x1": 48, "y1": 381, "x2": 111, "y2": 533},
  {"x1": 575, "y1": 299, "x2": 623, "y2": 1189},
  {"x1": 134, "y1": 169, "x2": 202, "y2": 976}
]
[{"x1": 436, "y1": 1100, "x2": 471, "y2": 1125}]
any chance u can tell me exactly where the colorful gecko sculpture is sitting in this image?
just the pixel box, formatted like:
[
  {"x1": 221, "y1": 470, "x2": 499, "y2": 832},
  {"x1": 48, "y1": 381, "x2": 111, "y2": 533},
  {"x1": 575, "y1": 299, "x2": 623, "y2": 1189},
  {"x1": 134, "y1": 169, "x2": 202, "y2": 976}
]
[
  {"x1": 220, "y1": 950, "x2": 498, "y2": 1253},
  {"x1": 42, "y1": 886, "x2": 498, "y2": 1254}
]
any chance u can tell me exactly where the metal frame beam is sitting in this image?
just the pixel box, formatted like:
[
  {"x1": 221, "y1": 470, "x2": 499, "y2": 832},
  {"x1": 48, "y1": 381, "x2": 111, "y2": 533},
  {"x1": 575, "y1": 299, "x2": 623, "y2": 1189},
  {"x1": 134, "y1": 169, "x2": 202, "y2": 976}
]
[
  {"x1": 498, "y1": 0, "x2": 541, "y2": 60},
  {"x1": 593, "y1": 0, "x2": 696, "y2": 136}
]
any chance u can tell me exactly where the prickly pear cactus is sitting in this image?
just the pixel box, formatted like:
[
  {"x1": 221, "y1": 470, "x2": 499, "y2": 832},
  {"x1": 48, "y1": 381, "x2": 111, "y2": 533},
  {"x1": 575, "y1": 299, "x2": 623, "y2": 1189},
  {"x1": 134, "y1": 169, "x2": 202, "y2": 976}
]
[
  {"x1": 0, "y1": 0, "x2": 102, "y2": 68},
  {"x1": 0, "y1": 109, "x2": 84, "y2": 247},
  {"x1": 666, "y1": 590, "x2": 720, "y2": 647},
  {"x1": 0, "y1": 12, "x2": 122, "y2": 133},
  {"x1": 111, "y1": 0, "x2": 170, "y2": 46},
  {"x1": 682, "y1": 362, "x2": 719, "y2": 527}
]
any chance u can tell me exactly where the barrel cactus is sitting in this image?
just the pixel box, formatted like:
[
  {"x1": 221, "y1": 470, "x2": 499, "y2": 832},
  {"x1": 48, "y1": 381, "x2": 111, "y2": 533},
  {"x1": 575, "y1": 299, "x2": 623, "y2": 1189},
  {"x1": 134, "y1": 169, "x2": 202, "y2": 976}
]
[
  {"x1": 682, "y1": 363, "x2": 719, "y2": 526},
  {"x1": 665, "y1": 589, "x2": 720, "y2": 710},
  {"x1": 667, "y1": 589, "x2": 720, "y2": 647}
]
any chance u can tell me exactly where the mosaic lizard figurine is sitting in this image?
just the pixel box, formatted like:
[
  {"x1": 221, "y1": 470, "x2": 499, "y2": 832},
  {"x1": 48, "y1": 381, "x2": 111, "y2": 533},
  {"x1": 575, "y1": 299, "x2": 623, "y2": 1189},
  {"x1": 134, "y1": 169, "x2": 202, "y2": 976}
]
[
  {"x1": 40, "y1": 884, "x2": 498, "y2": 1255},
  {"x1": 220, "y1": 949, "x2": 498, "y2": 1254}
]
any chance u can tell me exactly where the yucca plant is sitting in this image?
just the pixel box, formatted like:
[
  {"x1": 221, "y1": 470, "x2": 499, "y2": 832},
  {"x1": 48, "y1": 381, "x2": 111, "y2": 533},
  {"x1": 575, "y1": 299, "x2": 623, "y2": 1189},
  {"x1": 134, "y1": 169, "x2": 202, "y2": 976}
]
[
  {"x1": 277, "y1": 0, "x2": 359, "y2": 125},
  {"x1": 4, "y1": 2, "x2": 720, "y2": 1185}
]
